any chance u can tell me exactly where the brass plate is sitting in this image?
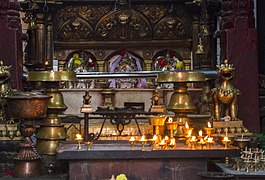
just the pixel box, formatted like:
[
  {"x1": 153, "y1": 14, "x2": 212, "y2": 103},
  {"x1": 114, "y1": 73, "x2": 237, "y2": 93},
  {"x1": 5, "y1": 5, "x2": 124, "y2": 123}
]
[
  {"x1": 28, "y1": 71, "x2": 76, "y2": 81},
  {"x1": 157, "y1": 71, "x2": 205, "y2": 83}
]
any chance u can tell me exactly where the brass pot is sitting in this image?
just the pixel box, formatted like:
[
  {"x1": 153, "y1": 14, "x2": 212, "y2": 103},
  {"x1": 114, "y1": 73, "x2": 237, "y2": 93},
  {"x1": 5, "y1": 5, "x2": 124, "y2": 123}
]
[{"x1": 3, "y1": 92, "x2": 51, "y2": 119}]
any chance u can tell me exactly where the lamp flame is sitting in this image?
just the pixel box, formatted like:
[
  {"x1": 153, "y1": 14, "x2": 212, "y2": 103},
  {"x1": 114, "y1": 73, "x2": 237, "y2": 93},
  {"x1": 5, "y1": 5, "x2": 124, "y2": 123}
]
[
  {"x1": 207, "y1": 122, "x2": 212, "y2": 128},
  {"x1": 185, "y1": 121, "x2": 189, "y2": 129},
  {"x1": 129, "y1": 136, "x2": 135, "y2": 142},
  {"x1": 168, "y1": 117, "x2": 173, "y2": 123},
  {"x1": 199, "y1": 130, "x2": 203, "y2": 137}
]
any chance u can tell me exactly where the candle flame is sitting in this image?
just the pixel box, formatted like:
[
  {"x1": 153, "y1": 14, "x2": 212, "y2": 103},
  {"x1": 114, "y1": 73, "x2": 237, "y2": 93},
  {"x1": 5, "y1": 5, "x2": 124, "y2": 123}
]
[
  {"x1": 170, "y1": 138, "x2": 176, "y2": 145},
  {"x1": 168, "y1": 117, "x2": 173, "y2": 123},
  {"x1": 200, "y1": 138, "x2": 205, "y2": 143},
  {"x1": 199, "y1": 130, "x2": 203, "y2": 137},
  {"x1": 191, "y1": 136, "x2": 196, "y2": 141},
  {"x1": 160, "y1": 139, "x2": 166, "y2": 145},
  {"x1": 45, "y1": 61, "x2": 49, "y2": 65},
  {"x1": 224, "y1": 136, "x2": 229, "y2": 141},
  {"x1": 76, "y1": 134, "x2": 82, "y2": 139},
  {"x1": 152, "y1": 135, "x2": 158, "y2": 141},
  {"x1": 165, "y1": 136, "x2": 169, "y2": 141},
  {"x1": 207, "y1": 122, "x2": 212, "y2": 128},
  {"x1": 207, "y1": 137, "x2": 213, "y2": 143},
  {"x1": 140, "y1": 135, "x2": 146, "y2": 141},
  {"x1": 185, "y1": 121, "x2": 189, "y2": 129},
  {"x1": 204, "y1": 135, "x2": 208, "y2": 141},
  {"x1": 129, "y1": 136, "x2": 135, "y2": 142}
]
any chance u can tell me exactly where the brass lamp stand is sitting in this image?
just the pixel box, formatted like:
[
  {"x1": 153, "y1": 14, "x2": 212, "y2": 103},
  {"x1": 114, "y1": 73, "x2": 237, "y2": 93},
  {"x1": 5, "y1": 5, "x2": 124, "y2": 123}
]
[
  {"x1": 28, "y1": 71, "x2": 76, "y2": 155},
  {"x1": 157, "y1": 71, "x2": 205, "y2": 140}
]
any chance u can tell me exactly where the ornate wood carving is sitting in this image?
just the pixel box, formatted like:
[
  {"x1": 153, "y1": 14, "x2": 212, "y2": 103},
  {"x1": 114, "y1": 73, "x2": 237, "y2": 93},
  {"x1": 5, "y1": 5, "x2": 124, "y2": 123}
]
[
  {"x1": 95, "y1": 10, "x2": 152, "y2": 41},
  {"x1": 135, "y1": 4, "x2": 168, "y2": 24},
  {"x1": 56, "y1": 5, "x2": 110, "y2": 41},
  {"x1": 154, "y1": 16, "x2": 189, "y2": 40},
  {"x1": 58, "y1": 17, "x2": 93, "y2": 41}
]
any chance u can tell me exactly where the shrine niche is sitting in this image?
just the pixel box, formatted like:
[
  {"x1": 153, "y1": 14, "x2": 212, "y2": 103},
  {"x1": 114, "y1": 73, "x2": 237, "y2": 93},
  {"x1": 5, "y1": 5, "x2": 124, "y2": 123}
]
[{"x1": 107, "y1": 50, "x2": 147, "y2": 88}]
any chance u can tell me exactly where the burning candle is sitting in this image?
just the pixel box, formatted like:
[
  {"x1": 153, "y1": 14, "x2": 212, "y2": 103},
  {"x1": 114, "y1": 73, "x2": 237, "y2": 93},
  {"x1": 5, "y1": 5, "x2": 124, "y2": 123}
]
[
  {"x1": 140, "y1": 135, "x2": 147, "y2": 151},
  {"x1": 206, "y1": 137, "x2": 214, "y2": 149},
  {"x1": 208, "y1": 122, "x2": 212, "y2": 128},
  {"x1": 222, "y1": 136, "x2": 231, "y2": 149},
  {"x1": 159, "y1": 138, "x2": 166, "y2": 149},
  {"x1": 198, "y1": 130, "x2": 204, "y2": 141},
  {"x1": 198, "y1": 138, "x2": 206, "y2": 150},
  {"x1": 204, "y1": 122, "x2": 215, "y2": 137},
  {"x1": 189, "y1": 136, "x2": 197, "y2": 150},
  {"x1": 75, "y1": 134, "x2": 83, "y2": 150},
  {"x1": 185, "y1": 121, "x2": 189, "y2": 129},
  {"x1": 168, "y1": 117, "x2": 173, "y2": 123},
  {"x1": 169, "y1": 138, "x2": 176, "y2": 149},
  {"x1": 151, "y1": 135, "x2": 158, "y2": 150},
  {"x1": 129, "y1": 136, "x2": 136, "y2": 150}
]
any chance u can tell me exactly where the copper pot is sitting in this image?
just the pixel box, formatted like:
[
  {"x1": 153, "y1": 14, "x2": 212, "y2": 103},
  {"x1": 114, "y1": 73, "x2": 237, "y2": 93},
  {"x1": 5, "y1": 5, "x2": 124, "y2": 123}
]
[{"x1": 3, "y1": 92, "x2": 51, "y2": 119}]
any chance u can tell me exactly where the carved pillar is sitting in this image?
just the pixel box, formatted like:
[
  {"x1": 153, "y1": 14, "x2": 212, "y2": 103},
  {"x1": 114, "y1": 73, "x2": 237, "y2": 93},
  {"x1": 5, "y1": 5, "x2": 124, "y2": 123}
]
[
  {"x1": 0, "y1": 0, "x2": 23, "y2": 89},
  {"x1": 35, "y1": 13, "x2": 46, "y2": 68},
  {"x1": 220, "y1": 0, "x2": 260, "y2": 132},
  {"x1": 192, "y1": 15, "x2": 201, "y2": 69},
  {"x1": 45, "y1": 14, "x2": 53, "y2": 69}
]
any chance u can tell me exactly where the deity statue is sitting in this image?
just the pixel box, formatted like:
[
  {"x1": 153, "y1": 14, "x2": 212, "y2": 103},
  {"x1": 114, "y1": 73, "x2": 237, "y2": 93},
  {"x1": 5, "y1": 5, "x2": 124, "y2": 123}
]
[{"x1": 211, "y1": 59, "x2": 240, "y2": 121}]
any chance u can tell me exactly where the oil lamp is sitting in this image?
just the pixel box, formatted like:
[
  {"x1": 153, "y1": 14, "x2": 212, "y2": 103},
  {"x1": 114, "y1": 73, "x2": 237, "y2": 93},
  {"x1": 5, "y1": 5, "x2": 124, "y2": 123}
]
[
  {"x1": 149, "y1": 115, "x2": 166, "y2": 139},
  {"x1": 206, "y1": 137, "x2": 214, "y2": 149},
  {"x1": 139, "y1": 135, "x2": 147, "y2": 151},
  {"x1": 169, "y1": 138, "x2": 176, "y2": 149},
  {"x1": 164, "y1": 136, "x2": 169, "y2": 149},
  {"x1": 185, "y1": 129, "x2": 193, "y2": 146},
  {"x1": 75, "y1": 134, "x2": 83, "y2": 150},
  {"x1": 190, "y1": 136, "x2": 197, "y2": 150},
  {"x1": 222, "y1": 136, "x2": 231, "y2": 149},
  {"x1": 129, "y1": 136, "x2": 136, "y2": 150},
  {"x1": 85, "y1": 141, "x2": 93, "y2": 151},
  {"x1": 198, "y1": 138, "x2": 206, "y2": 150},
  {"x1": 166, "y1": 117, "x2": 178, "y2": 139},
  {"x1": 204, "y1": 122, "x2": 215, "y2": 137},
  {"x1": 159, "y1": 139, "x2": 166, "y2": 150},
  {"x1": 150, "y1": 135, "x2": 158, "y2": 150},
  {"x1": 184, "y1": 121, "x2": 194, "y2": 137},
  {"x1": 198, "y1": 130, "x2": 204, "y2": 141},
  {"x1": 157, "y1": 71, "x2": 205, "y2": 140}
]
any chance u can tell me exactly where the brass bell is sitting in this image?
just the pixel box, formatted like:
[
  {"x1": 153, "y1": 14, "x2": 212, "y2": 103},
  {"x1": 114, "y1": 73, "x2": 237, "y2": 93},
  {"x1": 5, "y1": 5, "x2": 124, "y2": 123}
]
[{"x1": 195, "y1": 37, "x2": 205, "y2": 54}]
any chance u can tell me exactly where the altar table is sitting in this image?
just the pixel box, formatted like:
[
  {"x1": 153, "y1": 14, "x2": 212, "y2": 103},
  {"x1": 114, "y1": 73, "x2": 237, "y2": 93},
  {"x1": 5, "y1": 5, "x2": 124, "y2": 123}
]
[{"x1": 56, "y1": 141, "x2": 239, "y2": 180}]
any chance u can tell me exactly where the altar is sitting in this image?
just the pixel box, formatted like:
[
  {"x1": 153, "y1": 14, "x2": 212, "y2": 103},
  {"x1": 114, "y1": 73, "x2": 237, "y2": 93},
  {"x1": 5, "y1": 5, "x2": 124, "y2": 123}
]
[{"x1": 57, "y1": 141, "x2": 240, "y2": 180}]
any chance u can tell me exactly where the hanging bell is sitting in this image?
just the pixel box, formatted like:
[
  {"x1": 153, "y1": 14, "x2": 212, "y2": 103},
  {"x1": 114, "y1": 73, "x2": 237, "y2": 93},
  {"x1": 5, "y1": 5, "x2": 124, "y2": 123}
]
[{"x1": 195, "y1": 37, "x2": 205, "y2": 54}]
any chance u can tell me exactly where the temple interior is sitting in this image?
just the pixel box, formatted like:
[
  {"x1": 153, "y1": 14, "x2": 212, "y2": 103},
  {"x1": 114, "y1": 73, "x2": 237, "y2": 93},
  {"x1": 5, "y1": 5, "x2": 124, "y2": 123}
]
[{"x1": 0, "y1": 0, "x2": 265, "y2": 180}]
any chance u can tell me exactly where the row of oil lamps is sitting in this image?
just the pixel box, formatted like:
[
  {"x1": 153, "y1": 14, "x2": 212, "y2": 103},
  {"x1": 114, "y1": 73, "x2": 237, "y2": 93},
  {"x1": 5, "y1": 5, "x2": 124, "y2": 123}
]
[{"x1": 73, "y1": 118, "x2": 232, "y2": 151}]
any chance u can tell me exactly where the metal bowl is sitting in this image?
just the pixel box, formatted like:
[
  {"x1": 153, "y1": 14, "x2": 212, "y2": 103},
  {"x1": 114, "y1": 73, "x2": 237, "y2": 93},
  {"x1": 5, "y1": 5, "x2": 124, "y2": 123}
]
[{"x1": 4, "y1": 92, "x2": 51, "y2": 119}]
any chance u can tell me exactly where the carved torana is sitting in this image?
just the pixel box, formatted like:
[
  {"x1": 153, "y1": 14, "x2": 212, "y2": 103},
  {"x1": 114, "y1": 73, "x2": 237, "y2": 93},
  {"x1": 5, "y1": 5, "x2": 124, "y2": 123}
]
[{"x1": 95, "y1": 10, "x2": 152, "y2": 41}]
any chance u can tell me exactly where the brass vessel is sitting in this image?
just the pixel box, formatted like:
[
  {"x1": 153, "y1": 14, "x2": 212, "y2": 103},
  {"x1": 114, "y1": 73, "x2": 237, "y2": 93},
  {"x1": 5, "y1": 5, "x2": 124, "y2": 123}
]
[
  {"x1": 4, "y1": 92, "x2": 51, "y2": 177},
  {"x1": 157, "y1": 71, "x2": 205, "y2": 140},
  {"x1": 28, "y1": 71, "x2": 76, "y2": 155}
]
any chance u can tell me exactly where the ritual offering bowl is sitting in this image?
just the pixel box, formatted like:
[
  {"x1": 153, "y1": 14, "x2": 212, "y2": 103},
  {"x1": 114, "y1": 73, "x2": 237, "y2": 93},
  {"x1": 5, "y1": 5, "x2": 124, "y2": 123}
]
[{"x1": 234, "y1": 136, "x2": 250, "y2": 149}]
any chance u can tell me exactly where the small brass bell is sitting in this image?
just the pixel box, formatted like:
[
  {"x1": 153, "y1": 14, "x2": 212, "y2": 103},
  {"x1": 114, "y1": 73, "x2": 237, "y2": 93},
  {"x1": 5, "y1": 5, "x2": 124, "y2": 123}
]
[{"x1": 195, "y1": 37, "x2": 205, "y2": 54}]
